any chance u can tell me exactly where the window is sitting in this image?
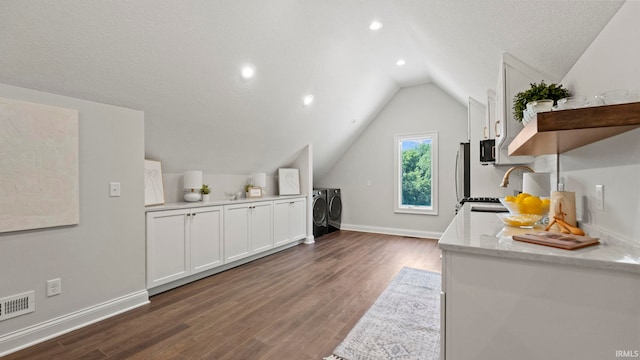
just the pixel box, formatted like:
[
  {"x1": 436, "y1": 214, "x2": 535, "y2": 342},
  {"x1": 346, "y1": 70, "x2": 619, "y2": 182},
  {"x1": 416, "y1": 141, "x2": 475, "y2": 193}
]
[{"x1": 394, "y1": 132, "x2": 438, "y2": 215}]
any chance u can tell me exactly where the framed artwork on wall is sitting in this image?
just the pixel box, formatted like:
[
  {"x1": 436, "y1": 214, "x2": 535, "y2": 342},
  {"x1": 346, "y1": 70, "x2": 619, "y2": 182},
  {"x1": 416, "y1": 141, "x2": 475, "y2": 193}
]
[
  {"x1": 144, "y1": 159, "x2": 165, "y2": 206},
  {"x1": 278, "y1": 168, "x2": 300, "y2": 195},
  {"x1": 0, "y1": 97, "x2": 79, "y2": 233}
]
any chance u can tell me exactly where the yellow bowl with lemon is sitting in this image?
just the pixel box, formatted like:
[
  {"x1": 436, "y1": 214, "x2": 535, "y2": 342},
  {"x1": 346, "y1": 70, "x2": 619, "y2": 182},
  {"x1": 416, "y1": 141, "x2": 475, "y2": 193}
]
[{"x1": 498, "y1": 193, "x2": 550, "y2": 227}]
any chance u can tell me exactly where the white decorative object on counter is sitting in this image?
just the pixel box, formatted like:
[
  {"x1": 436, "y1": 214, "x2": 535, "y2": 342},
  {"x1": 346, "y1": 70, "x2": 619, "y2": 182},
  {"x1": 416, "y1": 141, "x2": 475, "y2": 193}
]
[
  {"x1": 145, "y1": 160, "x2": 165, "y2": 206},
  {"x1": 549, "y1": 190, "x2": 577, "y2": 227},
  {"x1": 278, "y1": 168, "x2": 300, "y2": 195},
  {"x1": 183, "y1": 170, "x2": 202, "y2": 202}
]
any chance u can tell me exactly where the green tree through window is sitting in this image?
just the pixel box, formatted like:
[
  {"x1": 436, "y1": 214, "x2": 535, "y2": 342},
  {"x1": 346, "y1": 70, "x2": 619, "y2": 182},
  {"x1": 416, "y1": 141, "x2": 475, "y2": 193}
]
[
  {"x1": 401, "y1": 141, "x2": 432, "y2": 206},
  {"x1": 394, "y1": 132, "x2": 438, "y2": 215}
]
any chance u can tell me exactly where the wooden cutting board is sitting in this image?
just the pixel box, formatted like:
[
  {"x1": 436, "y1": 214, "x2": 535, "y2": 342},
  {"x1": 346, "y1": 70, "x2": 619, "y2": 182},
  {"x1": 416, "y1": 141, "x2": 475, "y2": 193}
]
[{"x1": 512, "y1": 231, "x2": 600, "y2": 250}]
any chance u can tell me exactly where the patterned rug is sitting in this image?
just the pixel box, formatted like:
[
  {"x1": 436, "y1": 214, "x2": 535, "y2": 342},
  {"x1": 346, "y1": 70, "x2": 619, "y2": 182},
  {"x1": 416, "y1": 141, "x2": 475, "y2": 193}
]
[{"x1": 325, "y1": 267, "x2": 441, "y2": 360}]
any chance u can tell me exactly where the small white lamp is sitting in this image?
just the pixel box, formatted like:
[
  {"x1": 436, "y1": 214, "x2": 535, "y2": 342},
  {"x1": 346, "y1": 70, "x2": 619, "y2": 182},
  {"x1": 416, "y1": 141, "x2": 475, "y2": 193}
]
[
  {"x1": 183, "y1": 170, "x2": 203, "y2": 202},
  {"x1": 251, "y1": 173, "x2": 267, "y2": 196}
]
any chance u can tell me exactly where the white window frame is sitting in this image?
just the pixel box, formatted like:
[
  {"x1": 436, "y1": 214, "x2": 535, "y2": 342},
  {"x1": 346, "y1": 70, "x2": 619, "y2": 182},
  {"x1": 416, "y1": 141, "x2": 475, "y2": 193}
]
[{"x1": 393, "y1": 132, "x2": 438, "y2": 215}]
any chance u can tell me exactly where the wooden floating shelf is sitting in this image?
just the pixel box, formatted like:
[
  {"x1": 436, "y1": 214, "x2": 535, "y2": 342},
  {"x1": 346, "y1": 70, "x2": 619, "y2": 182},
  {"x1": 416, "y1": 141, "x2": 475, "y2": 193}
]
[{"x1": 508, "y1": 102, "x2": 640, "y2": 156}]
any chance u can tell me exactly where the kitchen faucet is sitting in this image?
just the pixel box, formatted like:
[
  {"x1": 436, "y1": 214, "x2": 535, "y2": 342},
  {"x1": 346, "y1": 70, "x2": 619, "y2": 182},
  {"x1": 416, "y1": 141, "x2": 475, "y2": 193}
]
[{"x1": 500, "y1": 166, "x2": 534, "y2": 187}]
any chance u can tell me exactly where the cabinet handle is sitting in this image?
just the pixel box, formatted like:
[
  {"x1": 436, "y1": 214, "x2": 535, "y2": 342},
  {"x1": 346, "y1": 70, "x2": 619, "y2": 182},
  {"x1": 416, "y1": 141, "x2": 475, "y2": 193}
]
[
  {"x1": 495, "y1": 120, "x2": 501, "y2": 137},
  {"x1": 186, "y1": 213, "x2": 191, "y2": 217},
  {"x1": 192, "y1": 213, "x2": 196, "y2": 217},
  {"x1": 290, "y1": 202, "x2": 295, "y2": 205},
  {"x1": 491, "y1": 145, "x2": 496, "y2": 159},
  {"x1": 483, "y1": 126, "x2": 488, "y2": 139}
]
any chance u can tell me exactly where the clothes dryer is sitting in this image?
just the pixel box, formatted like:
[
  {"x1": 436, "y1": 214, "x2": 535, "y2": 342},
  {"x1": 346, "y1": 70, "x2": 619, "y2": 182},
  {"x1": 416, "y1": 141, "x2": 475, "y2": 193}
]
[
  {"x1": 312, "y1": 189, "x2": 328, "y2": 239},
  {"x1": 326, "y1": 188, "x2": 342, "y2": 232}
]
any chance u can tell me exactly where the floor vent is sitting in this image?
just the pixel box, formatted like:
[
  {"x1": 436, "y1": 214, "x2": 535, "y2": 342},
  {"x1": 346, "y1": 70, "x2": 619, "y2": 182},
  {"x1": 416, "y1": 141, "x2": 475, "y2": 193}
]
[{"x1": 0, "y1": 291, "x2": 35, "y2": 322}]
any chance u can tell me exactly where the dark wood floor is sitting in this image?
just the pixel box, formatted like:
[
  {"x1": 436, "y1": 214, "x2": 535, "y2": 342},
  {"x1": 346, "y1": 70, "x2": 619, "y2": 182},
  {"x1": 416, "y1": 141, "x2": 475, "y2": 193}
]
[{"x1": 5, "y1": 230, "x2": 441, "y2": 360}]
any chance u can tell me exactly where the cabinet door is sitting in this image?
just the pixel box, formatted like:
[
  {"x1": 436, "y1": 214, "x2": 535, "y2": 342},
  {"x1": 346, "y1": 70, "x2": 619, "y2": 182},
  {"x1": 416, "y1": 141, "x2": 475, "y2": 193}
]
[
  {"x1": 485, "y1": 89, "x2": 496, "y2": 140},
  {"x1": 289, "y1": 198, "x2": 306, "y2": 242},
  {"x1": 146, "y1": 209, "x2": 189, "y2": 288},
  {"x1": 224, "y1": 204, "x2": 251, "y2": 262},
  {"x1": 273, "y1": 200, "x2": 291, "y2": 247},
  {"x1": 250, "y1": 201, "x2": 273, "y2": 253},
  {"x1": 274, "y1": 198, "x2": 307, "y2": 247},
  {"x1": 494, "y1": 54, "x2": 541, "y2": 165},
  {"x1": 190, "y1": 206, "x2": 223, "y2": 273}
]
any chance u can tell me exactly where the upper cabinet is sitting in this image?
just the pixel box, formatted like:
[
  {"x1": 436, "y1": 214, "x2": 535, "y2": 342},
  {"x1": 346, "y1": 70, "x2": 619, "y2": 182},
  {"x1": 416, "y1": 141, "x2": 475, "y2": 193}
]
[
  {"x1": 493, "y1": 53, "x2": 557, "y2": 165},
  {"x1": 484, "y1": 89, "x2": 496, "y2": 140},
  {"x1": 508, "y1": 102, "x2": 640, "y2": 156}
]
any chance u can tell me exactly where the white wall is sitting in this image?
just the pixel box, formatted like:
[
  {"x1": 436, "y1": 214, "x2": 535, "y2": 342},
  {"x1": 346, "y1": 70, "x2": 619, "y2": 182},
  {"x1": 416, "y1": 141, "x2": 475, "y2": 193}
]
[
  {"x1": 316, "y1": 84, "x2": 467, "y2": 238},
  {"x1": 0, "y1": 83, "x2": 147, "y2": 355},
  {"x1": 535, "y1": 1, "x2": 640, "y2": 244},
  {"x1": 290, "y1": 144, "x2": 314, "y2": 243}
]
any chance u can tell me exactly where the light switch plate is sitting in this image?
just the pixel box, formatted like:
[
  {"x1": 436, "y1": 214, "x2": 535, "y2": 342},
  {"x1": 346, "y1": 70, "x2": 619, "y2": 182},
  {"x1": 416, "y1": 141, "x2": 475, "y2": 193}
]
[{"x1": 110, "y1": 182, "x2": 121, "y2": 197}]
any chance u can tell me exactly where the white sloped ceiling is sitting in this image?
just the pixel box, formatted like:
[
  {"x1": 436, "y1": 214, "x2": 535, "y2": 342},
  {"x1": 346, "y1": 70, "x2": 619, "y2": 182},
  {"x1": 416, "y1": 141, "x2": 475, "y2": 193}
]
[{"x1": 0, "y1": 1, "x2": 623, "y2": 177}]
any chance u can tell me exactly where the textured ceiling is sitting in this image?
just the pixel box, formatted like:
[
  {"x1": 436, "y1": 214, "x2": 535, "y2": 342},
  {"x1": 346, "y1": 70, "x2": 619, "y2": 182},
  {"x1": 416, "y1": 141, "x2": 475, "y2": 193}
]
[{"x1": 0, "y1": 1, "x2": 624, "y2": 177}]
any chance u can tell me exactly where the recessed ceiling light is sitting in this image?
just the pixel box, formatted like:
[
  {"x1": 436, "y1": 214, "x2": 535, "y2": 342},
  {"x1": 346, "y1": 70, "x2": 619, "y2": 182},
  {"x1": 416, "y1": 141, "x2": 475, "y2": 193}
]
[
  {"x1": 369, "y1": 21, "x2": 383, "y2": 31},
  {"x1": 396, "y1": 59, "x2": 406, "y2": 66},
  {"x1": 241, "y1": 65, "x2": 255, "y2": 79},
  {"x1": 303, "y1": 95, "x2": 314, "y2": 106}
]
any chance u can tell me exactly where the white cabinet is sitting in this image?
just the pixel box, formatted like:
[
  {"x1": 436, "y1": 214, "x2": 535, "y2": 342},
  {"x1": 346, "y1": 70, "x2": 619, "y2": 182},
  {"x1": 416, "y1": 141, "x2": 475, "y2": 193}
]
[
  {"x1": 441, "y1": 250, "x2": 640, "y2": 360},
  {"x1": 224, "y1": 201, "x2": 273, "y2": 263},
  {"x1": 146, "y1": 196, "x2": 306, "y2": 292},
  {"x1": 493, "y1": 53, "x2": 554, "y2": 165},
  {"x1": 485, "y1": 89, "x2": 496, "y2": 140},
  {"x1": 189, "y1": 206, "x2": 224, "y2": 272},
  {"x1": 146, "y1": 209, "x2": 189, "y2": 288},
  {"x1": 146, "y1": 205, "x2": 223, "y2": 288},
  {"x1": 273, "y1": 197, "x2": 307, "y2": 247}
]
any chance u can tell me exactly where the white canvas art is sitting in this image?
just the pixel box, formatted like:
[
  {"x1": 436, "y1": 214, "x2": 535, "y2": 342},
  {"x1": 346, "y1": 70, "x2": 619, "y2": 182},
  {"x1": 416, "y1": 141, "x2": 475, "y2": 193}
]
[
  {"x1": 144, "y1": 160, "x2": 165, "y2": 206},
  {"x1": 0, "y1": 97, "x2": 79, "y2": 233},
  {"x1": 278, "y1": 168, "x2": 300, "y2": 195}
]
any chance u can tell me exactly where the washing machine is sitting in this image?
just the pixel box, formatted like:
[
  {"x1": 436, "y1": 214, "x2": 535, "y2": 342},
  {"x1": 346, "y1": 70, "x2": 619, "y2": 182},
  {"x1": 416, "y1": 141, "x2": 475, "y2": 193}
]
[
  {"x1": 326, "y1": 188, "x2": 342, "y2": 232},
  {"x1": 312, "y1": 189, "x2": 328, "y2": 239}
]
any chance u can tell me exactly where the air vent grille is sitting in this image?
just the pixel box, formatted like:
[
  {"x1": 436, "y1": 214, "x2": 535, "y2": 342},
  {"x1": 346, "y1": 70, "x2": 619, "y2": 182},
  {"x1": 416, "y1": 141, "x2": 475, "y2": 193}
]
[{"x1": 0, "y1": 291, "x2": 35, "y2": 321}]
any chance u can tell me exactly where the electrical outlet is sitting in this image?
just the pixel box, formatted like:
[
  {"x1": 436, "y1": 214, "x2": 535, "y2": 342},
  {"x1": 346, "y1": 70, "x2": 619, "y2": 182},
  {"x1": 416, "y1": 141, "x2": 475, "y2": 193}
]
[
  {"x1": 595, "y1": 185, "x2": 604, "y2": 211},
  {"x1": 47, "y1": 278, "x2": 61, "y2": 297},
  {"x1": 110, "y1": 182, "x2": 121, "y2": 197}
]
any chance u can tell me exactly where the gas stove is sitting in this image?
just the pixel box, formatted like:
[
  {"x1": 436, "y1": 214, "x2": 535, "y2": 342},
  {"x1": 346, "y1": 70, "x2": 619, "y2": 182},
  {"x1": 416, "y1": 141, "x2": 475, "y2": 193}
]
[
  {"x1": 459, "y1": 197, "x2": 501, "y2": 205},
  {"x1": 456, "y1": 197, "x2": 506, "y2": 214}
]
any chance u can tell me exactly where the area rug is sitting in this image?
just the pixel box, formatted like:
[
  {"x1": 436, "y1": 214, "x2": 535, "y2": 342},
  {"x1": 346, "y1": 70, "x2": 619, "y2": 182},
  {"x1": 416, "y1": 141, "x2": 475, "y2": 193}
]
[{"x1": 325, "y1": 267, "x2": 440, "y2": 360}]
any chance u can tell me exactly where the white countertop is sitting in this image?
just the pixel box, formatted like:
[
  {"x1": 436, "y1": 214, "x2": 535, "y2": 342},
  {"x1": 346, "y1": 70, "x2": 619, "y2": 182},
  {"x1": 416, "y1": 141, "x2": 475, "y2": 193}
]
[
  {"x1": 145, "y1": 194, "x2": 307, "y2": 212},
  {"x1": 439, "y1": 203, "x2": 640, "y2": 274}
]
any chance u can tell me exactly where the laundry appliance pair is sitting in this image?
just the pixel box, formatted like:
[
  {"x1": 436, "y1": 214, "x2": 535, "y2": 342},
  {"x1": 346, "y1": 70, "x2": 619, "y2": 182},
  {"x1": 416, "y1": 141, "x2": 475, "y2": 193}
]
[{"x1": 311, "y1": 188, "x2": 342, "y2": 239}]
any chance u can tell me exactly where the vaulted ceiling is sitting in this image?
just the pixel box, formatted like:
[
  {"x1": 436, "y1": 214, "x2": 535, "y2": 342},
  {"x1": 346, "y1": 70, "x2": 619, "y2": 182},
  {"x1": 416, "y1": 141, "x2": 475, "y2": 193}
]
[{"x1": 0, "y1": 1, "x2": 624, "y2": 177}]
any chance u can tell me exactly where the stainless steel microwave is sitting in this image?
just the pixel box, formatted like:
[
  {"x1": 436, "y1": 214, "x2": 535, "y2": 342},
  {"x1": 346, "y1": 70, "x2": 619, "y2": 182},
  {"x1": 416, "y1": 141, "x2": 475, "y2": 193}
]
[{"x1": 480, "y1": 139, "x2": 495, "y2": 164}]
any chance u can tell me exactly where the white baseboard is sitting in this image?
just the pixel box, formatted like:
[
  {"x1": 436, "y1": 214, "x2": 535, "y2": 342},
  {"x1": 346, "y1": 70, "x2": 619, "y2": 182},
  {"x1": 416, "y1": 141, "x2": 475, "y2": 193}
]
[
  {"x1": 304, "y1": 235, "x2": 315, "y2": 244},
  {"x1": 0, "y1": 290, "x2": 149, "y2": 357},
  {"x1": 341, "y1": 223, "x2": 442, "y2": 239}
]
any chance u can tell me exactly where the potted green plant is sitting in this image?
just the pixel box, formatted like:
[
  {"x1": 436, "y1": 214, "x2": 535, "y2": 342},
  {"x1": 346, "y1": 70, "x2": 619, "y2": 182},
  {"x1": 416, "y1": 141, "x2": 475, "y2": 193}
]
[
  {"x1": 200, "y1": 184, "x2": 211, "y2": 202},
  {"x1": 513, "y1": 81, "x2": 570, "y2": 122}
]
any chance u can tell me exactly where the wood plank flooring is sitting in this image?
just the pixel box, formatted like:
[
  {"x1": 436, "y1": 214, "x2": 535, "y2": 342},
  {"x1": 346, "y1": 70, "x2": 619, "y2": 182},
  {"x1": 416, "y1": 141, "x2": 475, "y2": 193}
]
[{"x1": 5, "y1": 230, "x2": 441, "y2": 360}]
